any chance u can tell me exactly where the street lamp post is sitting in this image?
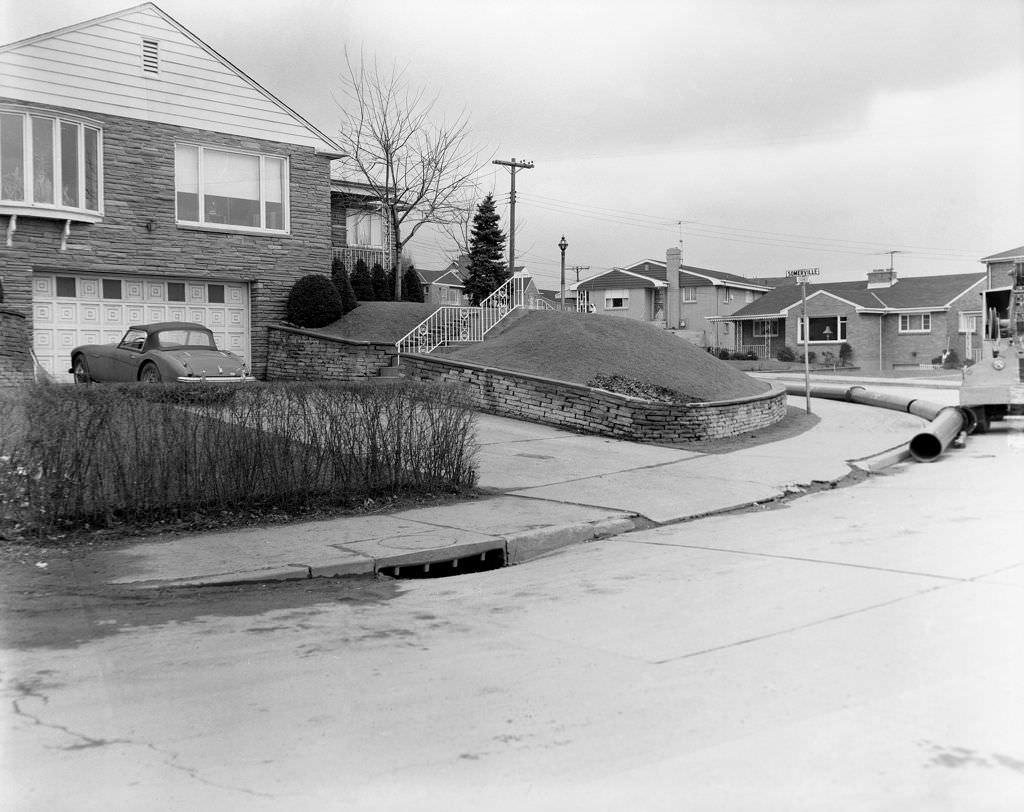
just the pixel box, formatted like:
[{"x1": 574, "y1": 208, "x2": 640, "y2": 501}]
[{"x1": 558, "y1": 235, "x2": 568, "y2": 311}]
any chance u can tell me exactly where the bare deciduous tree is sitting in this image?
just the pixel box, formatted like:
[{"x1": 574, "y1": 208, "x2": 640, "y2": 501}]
[{"x1": 335, "y1": 50, "x2": 489, "y2": 299}]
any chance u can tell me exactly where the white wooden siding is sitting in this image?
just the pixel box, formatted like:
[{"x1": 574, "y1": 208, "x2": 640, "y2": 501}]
[{"x1": 0, "y1": 5, "x2": 333, "y2": 150}]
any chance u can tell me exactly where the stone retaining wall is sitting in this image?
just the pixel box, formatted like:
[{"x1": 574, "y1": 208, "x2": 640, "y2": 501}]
[
  {"x1": 265, "y1": 326, "x2": 787, "y2": 442},
  {"x1": 399, "y1": 355, "x2": 786, "y2": 443},
  {"x1": 0, "y1": 309, "x2": 32, "y2": 387},
  {"x1": 267, "y1": 326, "x2": 396, "y2": 380}
]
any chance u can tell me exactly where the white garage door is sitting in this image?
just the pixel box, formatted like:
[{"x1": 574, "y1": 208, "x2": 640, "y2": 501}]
[{"x1": 32, "y1": 273, "x2": 250, "y2": 382}]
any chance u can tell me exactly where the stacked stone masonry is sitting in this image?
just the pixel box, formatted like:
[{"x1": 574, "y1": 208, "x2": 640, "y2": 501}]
[
  {"x1": 0, "y1": 310, "x2": 32, "y2": 386},
  {"x1": 265, "y1": 327, "x2": 787, "y2": 442}
]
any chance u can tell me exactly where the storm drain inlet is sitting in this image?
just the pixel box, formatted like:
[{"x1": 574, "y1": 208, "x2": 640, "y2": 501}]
[{"x1": 378, "y1": 547, "x2": 505, "y2": 579}]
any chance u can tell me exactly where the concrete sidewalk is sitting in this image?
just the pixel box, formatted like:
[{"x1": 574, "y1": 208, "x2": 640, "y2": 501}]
[{"x1": 96, "y1": 390, "x2": 940, "y2": 589}]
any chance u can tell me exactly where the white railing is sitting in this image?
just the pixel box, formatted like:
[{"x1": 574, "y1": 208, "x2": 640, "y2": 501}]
[{"x1": 396, "y1": 275, "x2": 526, "y2": 358}]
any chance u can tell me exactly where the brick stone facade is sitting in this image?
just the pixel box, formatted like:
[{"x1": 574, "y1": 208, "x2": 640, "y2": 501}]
[
  {"x1": 264, "y1": 326, "x2": 787, "y2": 442},
  {"x1": 0, "y1": 308, "x2": 32, "y2": 386},
  {"x1": 0, "y1": 99, "x2": 334, "y2": 379}
]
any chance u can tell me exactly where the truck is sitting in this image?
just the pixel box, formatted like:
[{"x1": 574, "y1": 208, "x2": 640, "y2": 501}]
[{"x1": 960, "y1": 263, "x2": 1024, "y2": 432}]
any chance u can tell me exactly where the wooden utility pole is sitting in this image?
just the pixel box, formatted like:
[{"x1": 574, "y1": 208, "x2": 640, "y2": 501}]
[{"x1": 492, "y1": 158, "x2": 534, "y2": 278}]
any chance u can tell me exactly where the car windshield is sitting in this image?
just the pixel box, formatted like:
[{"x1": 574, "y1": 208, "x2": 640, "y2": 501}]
[{"x1": 153, "y1": 329, "x2": 217, "y2": 350}]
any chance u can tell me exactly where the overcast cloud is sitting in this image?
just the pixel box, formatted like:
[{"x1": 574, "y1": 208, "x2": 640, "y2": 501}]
[{"x1": 3, "y1": 0, "x2": 1022, "y2": 288}]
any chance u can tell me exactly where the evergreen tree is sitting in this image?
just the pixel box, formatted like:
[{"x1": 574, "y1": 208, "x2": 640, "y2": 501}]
[
  {"x1": 331, "y1": 256, "x2": 359, "y2": 314},
  {"x1": 463, "y1": 193, "x2": 508, "y2": 305},
  {"x1": 401, "y1": 264, "x2": 425, "y2": 302},
  {"x1": 350, "y1": 258, "x2": 374, "y2": 301},
  {"x1": 371, "y1": 263, "x2": 390, "y2": 301}
]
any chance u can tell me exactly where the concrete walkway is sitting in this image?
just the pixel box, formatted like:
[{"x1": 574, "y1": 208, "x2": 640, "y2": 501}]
[{"x1": 97, "y1": 381, "x2": 958, "y2": 589}]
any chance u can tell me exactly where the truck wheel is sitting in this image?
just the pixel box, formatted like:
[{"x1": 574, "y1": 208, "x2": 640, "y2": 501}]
[{"x1": 971, "y1": 406, "x2": 990, "y2": 434}]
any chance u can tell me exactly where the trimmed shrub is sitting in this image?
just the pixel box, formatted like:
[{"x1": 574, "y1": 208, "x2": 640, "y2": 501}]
[
  {"x1": 286, "y1": 274, "x2": 343, "y2": 328},
  {"x1": 350, "y1": 259, "x2": 374, "y2": 301},
  {"x1": 331, "y1": 257, "x2": 359, "y2": 314},
  {"x1": 716, "y1": 348, "x2": 732, "y2": 360},
  {"x1": 1, "y1": 381, "x2": 478, "y2": 536},
  {"x1": 371, "y1": 263, "x2": 390, "y2": 301},
  {"x1": 776, "y1": 345, "x2": 796, "y2": 362},
  {"x1": 839, "y1": 342, "x2": 853, "y2": 366},
  {"x1": 402, "y1": 265, "x2": 425, "y2": 302}
]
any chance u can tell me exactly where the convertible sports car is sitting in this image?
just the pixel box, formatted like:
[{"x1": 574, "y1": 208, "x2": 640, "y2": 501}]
[{"x1": 70, "y1": 322, "x2": 254, "y2": 384}]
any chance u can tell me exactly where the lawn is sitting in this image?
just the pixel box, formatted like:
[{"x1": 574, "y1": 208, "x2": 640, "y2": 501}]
[{"x1": 443, "y1": 310, "x2": 770, "y2": 403}]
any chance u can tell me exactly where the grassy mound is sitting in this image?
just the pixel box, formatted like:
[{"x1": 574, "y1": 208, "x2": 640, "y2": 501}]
[
  {"x1": 446, "y1": 310, "x2": 769, "y2": 402},
  {"x1": 317, "y1": 302, "x2": 441, "y2": 343}
]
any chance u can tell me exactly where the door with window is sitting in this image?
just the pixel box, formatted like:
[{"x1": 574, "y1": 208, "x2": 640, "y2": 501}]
[{"x1": 960, "y1": 311, "x2": 981, "y2": 362}]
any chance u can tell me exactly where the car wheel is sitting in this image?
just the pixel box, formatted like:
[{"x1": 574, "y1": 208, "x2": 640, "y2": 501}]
[
  {"x1": 139, "y1": 362, "x2": 163, "y2": 383},
  {"x1": 72, "y1": 355, "x2": 92, "y2": 384},
  {"x1": 971, "y1": 406, "x2": 990, "y2": 434}
]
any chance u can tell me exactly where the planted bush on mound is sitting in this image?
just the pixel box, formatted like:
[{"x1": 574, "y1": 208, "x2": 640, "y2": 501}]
[{"x1": 0, "y1": 381, "x2": 477, "y2": 536}]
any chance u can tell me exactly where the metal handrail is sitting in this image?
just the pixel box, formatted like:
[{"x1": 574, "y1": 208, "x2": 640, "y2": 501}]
[{"x1": 396, "y1": 275, "x2": 526, "y2": 358}]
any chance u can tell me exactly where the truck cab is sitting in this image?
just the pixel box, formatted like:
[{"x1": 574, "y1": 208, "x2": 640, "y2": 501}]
[{"x1": 959, "y1": 265, "x2": 1024, "y2": 431}]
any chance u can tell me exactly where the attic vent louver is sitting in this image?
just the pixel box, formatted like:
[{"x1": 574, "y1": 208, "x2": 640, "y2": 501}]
[{"x1": 142, "y1": 39, "x2": 159, "y2": 74}]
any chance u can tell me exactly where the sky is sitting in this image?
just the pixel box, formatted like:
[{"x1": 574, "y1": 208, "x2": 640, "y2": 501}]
[{"x1": 3, "y1": 0, "x2": 1023, "y2": 290}]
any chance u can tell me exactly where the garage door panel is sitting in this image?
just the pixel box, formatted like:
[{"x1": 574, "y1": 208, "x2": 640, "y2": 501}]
[
  {"x1": 34, "y1": 302, "x2": 54, "y2": 323},
  {"x1": 34, "y1": 273, "x2": 250, "y2": 382}
]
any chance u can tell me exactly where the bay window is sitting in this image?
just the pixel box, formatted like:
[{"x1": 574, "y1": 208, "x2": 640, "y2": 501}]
[
  {"x1": 0, "y1": 109, "x2": 102, "y2": 216},
  {"x1": 798, "y1": 315, "x2": 848, "y2": 343},
  {"x1": 175, "y1": 143, "x2": 288, "y2": 232},
  {"x1": 898, "y1": 313, "x2": 931, "y2": 333}
]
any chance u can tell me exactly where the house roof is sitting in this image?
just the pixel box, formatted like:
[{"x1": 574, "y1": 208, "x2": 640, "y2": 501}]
[
  {"x1": 1, "y1": 3, "x2": 345, "y2": 157},
  {"x1": 574, "y1": 261, "x2": 771, "y2": 292},
  {"x1": 717, "y1": 272, "x2": 986, "y2": 320},
  {"x1": 981, "y1": 245, "x2": 1024, "y2": 262},
  {"x1": 417, "y1": 268, "x2": 465, "y2": 287},
  {"x1": 573, "y1": 268, "x2": 665, "y2": 291}
]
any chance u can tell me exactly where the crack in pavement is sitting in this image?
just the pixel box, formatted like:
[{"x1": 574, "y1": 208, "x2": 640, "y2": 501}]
[
  {"x1": 652, "y1": 585, "x2": 947, "y2": 665},
  {"x1": 9, "y1": 688, "x2": 278, "y2": 800}
]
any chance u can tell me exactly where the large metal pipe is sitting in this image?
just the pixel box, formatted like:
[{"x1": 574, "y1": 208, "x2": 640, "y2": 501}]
[{"x1": 781, "y1": 382, "x2": 970, "y2": 463}]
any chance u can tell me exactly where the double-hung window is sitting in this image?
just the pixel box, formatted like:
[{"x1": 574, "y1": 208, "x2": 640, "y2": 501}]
[
  {"x1": 346, "y1": 209, "x2": 382, "y2": 246},
  {"x1": 175, "y1": 144, "x2": 288, "y2": 232},
  {"x1": 1, "y1": 109, "x2": 102, "y2": 217},
  {"x1": 898, "y1": 313, "x2": 931, "y2": 333},
  {"x1": 682, "y1": 286, "x2": 697, "y2": 303},
  {"x1": 753, "y1": 319, "x2": 779, "y2": 338}
]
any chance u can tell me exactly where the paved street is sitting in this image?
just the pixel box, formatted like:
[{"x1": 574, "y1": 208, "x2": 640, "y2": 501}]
[{"x1": 3, "y1": 391, "x2": 1022, "y2": 810}]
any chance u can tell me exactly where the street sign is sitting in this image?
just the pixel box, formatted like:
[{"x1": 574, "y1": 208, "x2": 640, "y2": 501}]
[{"x1": 786, "y1": 267, "x2": 820, "y2": 277}]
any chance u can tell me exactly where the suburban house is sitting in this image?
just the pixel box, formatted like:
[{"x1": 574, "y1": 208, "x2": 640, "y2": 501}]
[
  {"x1": 0, "y1": 2, "x2": 382, "y2": 383},
  {"x1": 415, "y1": 257, "x2": 548, "y2": 308},
  {"x1": 981, "y1": 245, "x2": 1024, "y2": 289},
  {"x1": 709, "y1": 268, "x2": 987, "y2": 371},
  {"x1": 571, "y1": 250, "x2": 772, "y2": 348},
  {"x1": 418, "y1": 256, "x2": 470, "y2": 305}
]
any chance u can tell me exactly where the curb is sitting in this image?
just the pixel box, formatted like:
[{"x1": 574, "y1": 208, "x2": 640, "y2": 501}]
[
  {"x1": 504, "y1": 516, "x2": 642, "y2": 566},
  {"x1": 851, "y1": 443, "x2": 912, "y2": 472}
]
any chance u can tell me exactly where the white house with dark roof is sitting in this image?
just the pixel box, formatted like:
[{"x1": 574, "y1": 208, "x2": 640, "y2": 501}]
[
  {"x1": 711, "y1": 268, "x2": 987, "y2": 371},
  {"x1": 570, "y1": 250, "x2": 772, "y2": 347}
]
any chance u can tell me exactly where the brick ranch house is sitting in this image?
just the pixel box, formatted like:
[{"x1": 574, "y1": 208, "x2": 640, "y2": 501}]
[
  {"x1": 709, "y1": 268, "x2": 987, "y2": 372},
  {"x1": 1, "y1": 2, "x2": 384, "y2": 383},
  {"x1": 570, "y1": 249, "x2": 772, "y2": 349}
]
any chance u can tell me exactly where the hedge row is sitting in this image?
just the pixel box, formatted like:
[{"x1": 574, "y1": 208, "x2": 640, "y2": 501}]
[{"x1": 0, "y1": 381, "x2": 477, "y2": 535}]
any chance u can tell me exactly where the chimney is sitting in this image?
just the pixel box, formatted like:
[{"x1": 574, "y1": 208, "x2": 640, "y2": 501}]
[
  {"x1": 666, "y1": 247, "x2": 681, "y2": 329},
  {"x1": 866, "y1": 268, "x2": 897, "y2": 288}
]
